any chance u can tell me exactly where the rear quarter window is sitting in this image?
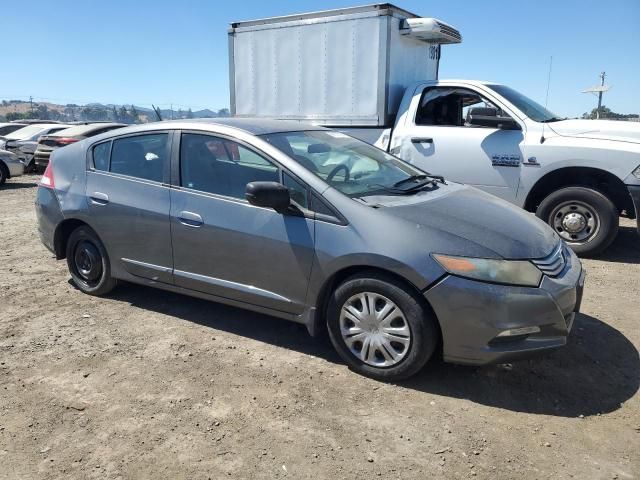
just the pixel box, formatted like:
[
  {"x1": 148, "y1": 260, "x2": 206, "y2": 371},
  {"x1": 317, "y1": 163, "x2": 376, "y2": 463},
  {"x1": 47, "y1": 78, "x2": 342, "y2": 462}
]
[{"x1": 92, "y1": 142, "x2": 111, "y2": 171}]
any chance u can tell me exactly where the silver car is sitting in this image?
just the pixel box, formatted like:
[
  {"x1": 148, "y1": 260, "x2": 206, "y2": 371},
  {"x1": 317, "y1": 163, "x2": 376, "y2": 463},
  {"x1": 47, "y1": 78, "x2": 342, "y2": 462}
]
[
  {"x1": 35, "y1": 119, "x2": 585, "y2": 381},
  {"x1": 0, "y1": 149, "x2": 25, "y2": 185}
]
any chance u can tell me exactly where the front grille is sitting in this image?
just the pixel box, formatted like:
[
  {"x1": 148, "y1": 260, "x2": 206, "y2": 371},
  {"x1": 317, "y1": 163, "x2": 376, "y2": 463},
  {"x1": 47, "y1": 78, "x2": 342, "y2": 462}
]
[{"x1": 532, "y1": 243, "x2": 567, "y2": 278}]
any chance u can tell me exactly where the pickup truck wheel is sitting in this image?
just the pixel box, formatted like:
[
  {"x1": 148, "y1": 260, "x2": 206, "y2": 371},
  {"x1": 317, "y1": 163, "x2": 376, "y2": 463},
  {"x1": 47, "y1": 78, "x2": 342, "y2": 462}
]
[
  {"x1": 66, "y1": 226, "x2": 117, "y2": 296},
  {"x1": 326, "y1": 273, "x2": 438, "y2": 381},
  {"x1": 0, "y1": 163, "x2": 8, "y2": 185},
  {"x1": 536, "y1": 186, "x2": 618, "y2": 257}
]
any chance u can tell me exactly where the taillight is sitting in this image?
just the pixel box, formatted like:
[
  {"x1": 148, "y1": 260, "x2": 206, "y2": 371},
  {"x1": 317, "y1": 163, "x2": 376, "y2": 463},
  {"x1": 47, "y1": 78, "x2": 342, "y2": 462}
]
[
  {"x1": 55, "y1": 137, "x2": 79, "y2": 146},
  {"x1": 40, "y1": 159, "x2": 55, "y2": 188}
]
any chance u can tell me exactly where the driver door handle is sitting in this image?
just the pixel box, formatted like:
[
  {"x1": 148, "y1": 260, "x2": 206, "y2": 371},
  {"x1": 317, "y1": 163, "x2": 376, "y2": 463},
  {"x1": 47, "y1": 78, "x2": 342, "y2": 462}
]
[
  {"x1": 411, "y1": 137, "x2": 433, "y2": 144},
  {"x1": 178, "y1": 210, "x2": 203, "y2": 227}
]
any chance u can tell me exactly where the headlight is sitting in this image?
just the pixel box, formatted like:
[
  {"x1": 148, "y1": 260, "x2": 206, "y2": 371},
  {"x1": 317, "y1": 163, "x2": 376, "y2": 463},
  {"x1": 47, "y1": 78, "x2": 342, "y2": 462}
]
[
  {"x1": 632, "y1": 165, "x2": 640, "y2": 180},
  {"x1": 433, "y1": 254, "x2": 542, "y2": 287}
]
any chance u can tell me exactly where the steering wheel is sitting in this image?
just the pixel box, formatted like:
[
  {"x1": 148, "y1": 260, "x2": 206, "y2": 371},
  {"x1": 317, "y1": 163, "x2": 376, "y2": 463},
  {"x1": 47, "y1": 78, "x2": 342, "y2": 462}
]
[{"x1": 327, "y1": 164, "x2": 350, "y2": 183}]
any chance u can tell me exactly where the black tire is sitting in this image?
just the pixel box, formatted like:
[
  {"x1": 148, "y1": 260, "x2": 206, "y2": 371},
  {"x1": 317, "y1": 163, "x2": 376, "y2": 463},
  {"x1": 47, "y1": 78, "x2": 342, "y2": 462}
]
[
  {"x1": 0, "y1": 162, "x2": 8, "y2": 186},
  {"x1": 536, "y1": 186, "x2": 618, "y2": 257},
  {"x1": 66, "y1": 226, "x2": 117, "y2": 296},
  {"x1": 326, "y1": 272, "x2": 438, "y2": 381}
]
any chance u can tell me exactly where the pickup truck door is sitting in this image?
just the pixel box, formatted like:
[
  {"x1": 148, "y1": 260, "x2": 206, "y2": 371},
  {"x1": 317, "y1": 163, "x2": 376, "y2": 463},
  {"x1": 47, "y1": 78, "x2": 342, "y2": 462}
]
[{"x1": 396, "y1": 86, "x2": 524, "y2": 202}]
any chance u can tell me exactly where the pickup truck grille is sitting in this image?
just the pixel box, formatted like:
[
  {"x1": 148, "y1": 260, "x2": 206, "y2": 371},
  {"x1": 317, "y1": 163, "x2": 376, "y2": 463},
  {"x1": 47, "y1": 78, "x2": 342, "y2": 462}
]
[{"x1": 532, "y1": 243, "x2": 566, "y2": 278}]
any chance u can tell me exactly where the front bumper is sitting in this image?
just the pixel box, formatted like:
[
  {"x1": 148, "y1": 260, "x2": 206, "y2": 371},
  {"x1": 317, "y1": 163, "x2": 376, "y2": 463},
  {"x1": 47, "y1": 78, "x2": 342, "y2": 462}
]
[
  {"x1": 627, "y1": 185, "x2": 640, "y2": 233},
  {"x1": 425, "y1": 250, "x2": 584, "y2": 365}
]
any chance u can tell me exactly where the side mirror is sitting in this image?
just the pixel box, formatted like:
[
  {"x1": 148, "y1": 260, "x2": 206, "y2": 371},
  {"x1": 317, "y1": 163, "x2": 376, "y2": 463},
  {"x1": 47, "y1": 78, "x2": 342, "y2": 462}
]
[
  {"x1": 467, "y1": 107, "x2": 520, "y2": 130},
  {"x1": 245, "y1": 181, "x2": 291, "y2": 213}
]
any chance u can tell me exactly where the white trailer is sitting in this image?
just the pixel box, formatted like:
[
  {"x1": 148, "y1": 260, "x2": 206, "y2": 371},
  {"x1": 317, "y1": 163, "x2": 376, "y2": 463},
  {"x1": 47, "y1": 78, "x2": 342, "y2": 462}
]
[{"x1": 228, "y1": 4, "x2": 461, "y2": 127}]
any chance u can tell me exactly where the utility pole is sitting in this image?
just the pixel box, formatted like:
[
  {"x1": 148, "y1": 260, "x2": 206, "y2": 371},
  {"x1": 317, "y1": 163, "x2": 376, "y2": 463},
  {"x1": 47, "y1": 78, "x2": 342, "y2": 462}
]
[
  {"x1": 581, "y1": 72, "x2": 611, "y2": 119},
  {"x1": 29, "y1": 95, "x2": 34, "y2": 115},
  {"x1": 596, "y1": 71, "x2": 605, "y2": 119}
]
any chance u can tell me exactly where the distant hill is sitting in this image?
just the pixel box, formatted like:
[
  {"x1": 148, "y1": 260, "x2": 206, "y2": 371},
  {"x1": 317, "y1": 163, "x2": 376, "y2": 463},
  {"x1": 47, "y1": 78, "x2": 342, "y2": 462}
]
[{"x1": 0, "y1": 100, "x2": 229, "y2": 123}]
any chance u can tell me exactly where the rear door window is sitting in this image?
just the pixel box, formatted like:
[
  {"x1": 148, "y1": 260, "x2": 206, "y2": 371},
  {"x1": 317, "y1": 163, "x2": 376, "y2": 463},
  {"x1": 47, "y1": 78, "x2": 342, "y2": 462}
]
[{"x1": 109, "y1": 134, "x2": 169, "y2": 182}]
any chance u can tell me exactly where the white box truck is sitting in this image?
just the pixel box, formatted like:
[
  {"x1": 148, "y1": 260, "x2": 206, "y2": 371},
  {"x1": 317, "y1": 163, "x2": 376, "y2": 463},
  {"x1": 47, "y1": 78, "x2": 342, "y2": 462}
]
[{"x1": 229, "y1": 4, "x2": 640, "y2": 256}]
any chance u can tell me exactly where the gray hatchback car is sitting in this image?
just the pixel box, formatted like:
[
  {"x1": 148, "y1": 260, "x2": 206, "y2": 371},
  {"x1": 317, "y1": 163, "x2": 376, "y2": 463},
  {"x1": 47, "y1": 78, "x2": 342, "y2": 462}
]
[{"x1": 35, "y1": 119, "x2": 585, "y2": 381}]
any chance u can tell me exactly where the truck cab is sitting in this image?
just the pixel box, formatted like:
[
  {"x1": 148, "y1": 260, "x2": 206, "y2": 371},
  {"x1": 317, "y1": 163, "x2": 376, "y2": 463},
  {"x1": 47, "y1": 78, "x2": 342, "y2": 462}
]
[{"x1": 384, "y1": 79, "x2": 640, "y2": 255}]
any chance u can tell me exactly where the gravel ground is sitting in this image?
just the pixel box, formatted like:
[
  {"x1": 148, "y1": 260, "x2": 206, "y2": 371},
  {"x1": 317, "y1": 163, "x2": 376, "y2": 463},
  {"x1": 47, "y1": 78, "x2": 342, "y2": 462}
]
[{"x1": 1, "y1": 175, "x2": 639, "y2": 479}]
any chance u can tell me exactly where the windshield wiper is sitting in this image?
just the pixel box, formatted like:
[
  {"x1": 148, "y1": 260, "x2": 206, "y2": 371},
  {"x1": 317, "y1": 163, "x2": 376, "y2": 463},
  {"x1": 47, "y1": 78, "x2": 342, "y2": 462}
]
[
  {"x1": 540, "y1": 117, "x2": 566, "y2": 123},
  {"x1": 393, "y1": 173, "x2": 446, "y2": 188}
]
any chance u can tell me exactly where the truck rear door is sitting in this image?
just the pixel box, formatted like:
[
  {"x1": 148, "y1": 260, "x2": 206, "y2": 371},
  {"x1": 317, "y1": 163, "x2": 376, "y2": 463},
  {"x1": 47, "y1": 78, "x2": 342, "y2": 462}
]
[{"x1": 394, "y1": 85, "x2": 524, "y2": 202}]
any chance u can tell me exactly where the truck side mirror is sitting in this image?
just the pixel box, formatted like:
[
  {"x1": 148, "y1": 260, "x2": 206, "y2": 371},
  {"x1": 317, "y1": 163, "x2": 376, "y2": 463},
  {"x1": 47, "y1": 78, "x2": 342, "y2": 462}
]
[{"x1": 467, "y1": 107, "x2": 520, "y2": 130}]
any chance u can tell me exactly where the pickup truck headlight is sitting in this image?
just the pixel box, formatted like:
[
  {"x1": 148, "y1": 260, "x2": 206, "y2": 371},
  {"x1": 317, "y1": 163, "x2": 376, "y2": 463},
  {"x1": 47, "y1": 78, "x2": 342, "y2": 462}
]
[
  {"x1": 632, "y1": 165, "x2": 640, "y2": 180},
  {"x1": 433, "y1": 254, "x2": 542, "y2": 287}
]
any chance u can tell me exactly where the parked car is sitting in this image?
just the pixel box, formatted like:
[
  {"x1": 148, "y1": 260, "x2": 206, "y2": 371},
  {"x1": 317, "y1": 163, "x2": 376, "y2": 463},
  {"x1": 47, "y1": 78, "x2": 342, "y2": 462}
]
[
  {"x1": 0, "y1": 122, "x2": 27, "y2": 136},
  {"x1": 34, "y1": 122, "x2": 126, "y2": 167},
  {"x1": 36, "y1": 119, "x2": 584, "y2": 381},
  {"x1": 0, "y1": 123, "x2": 71, "y2": 171},
  {"x1": 0, "y1": 149, "x2": 25, "y2": 185}
]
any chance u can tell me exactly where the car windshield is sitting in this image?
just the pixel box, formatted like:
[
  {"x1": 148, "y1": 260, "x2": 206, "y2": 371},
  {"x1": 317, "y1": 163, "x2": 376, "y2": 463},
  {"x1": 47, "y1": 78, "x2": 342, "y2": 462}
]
[
  {"x1": 4, "y1": 125, "x2": 46, "y2": 140},
  {"x1": 261, "y1": 130, "x2": 428, "y2": 198},
  {"x1": 487, "y1": 84, "x2": 564, "y2": 122}
]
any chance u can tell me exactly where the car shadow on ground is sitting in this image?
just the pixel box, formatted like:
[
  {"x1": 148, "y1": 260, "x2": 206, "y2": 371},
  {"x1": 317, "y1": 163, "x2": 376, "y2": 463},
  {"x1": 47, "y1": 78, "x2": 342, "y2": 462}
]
[
  {"x1": 594, "y1": 225, "x2": 640, "y2": 264},
  {"x1": 108, "y1": 283, "x2": 639, "y2": 418},
  {"x1": 1, "y1": 181, "x2": 38, "y2": 190}
]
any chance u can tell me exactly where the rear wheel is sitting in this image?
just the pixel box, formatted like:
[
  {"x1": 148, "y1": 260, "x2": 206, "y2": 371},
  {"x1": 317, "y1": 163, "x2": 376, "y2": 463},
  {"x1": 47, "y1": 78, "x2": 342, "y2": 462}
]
[
  {"x1": 66, "y1": 226, "x2": 117, "y2": 296},
  {"x1": 536, "y1": 186, "x2": 618, "y2": 257},
  {"x1": 327, "y1": 272, "x2": 438, "y2": 381}
]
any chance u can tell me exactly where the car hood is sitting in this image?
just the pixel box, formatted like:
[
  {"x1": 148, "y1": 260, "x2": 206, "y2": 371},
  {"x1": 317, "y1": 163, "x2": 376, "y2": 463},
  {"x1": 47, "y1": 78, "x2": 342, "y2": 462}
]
[
  {"x1": 547, "y1": 119, "x2": 640, "y2": 144},
  {"x1": 370, "y1": 183, "x2": 558, "y2": 260}
]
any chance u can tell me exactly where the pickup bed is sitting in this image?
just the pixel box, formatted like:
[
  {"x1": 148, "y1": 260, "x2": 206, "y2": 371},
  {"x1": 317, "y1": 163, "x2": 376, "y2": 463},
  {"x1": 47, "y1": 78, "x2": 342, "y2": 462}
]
[{"x1": 344, "y1": 79, "x2": 640, "y2": 256}]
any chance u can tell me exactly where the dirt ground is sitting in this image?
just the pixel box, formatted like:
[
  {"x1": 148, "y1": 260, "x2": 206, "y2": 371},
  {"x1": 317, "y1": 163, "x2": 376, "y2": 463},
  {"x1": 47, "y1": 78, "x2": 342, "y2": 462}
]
[{"x1": 1, "y1": 174, "x2": 638, "y2": 480}]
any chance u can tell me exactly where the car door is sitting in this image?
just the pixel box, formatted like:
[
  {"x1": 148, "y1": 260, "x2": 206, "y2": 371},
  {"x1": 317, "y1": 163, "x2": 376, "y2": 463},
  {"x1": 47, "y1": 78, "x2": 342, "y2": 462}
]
[
  {"x1": 85, "y1": 131, "x2": 173, "y2": 283},
  {"x1": 169, "y1": 131, "x2": 315, "y2": 315},
  {"x1": 400, "y1": 86, "x2": 524, "y2": 202}
]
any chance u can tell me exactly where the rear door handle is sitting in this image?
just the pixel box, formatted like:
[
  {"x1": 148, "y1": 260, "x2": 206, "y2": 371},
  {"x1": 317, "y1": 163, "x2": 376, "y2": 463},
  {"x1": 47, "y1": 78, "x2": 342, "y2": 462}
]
[
  {"x1": 89, "y1": 192, "x2": 109, "y2": 205},
  {"x1": 178, "y1": 210, "x2": 203, "y2": 227},
  {"x1": 411, "y1": 137, "x2": 433, "y2": 144}
]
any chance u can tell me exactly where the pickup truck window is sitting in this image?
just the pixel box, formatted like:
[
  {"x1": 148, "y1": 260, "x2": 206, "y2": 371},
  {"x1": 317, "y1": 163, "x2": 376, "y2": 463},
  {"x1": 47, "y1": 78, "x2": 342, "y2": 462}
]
[
  {"x1": 416, "y1": 87, "x2": 509, "y2": 127},
  {"x1": 261, "y1": 130, "x2": 426, "y2": 198},
  {"x1": 487, "y1": 84, "x2": 561, "y2": 123}
]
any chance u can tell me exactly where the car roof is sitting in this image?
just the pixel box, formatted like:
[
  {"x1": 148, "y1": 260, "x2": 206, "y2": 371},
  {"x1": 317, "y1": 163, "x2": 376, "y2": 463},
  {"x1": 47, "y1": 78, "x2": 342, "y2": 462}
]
[
  {"x1": 102, "y1": 118, "x2": 327, "y2": 137},
  {"x1": 49, "y1": 123, "x2": 126, "y2": 137}
]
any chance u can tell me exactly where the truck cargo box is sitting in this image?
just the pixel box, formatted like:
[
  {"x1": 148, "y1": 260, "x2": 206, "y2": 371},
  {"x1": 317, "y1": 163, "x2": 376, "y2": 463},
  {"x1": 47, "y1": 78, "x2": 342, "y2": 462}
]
[{"x1": 228, "y1": 4, "x2": 461, "y2": 127}]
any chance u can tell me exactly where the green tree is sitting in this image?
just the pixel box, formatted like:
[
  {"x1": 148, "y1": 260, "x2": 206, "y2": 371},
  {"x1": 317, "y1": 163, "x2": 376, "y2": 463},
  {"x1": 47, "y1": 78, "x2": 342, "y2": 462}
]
[
  {"x1": 186, "y1": 108, "x2": 194, "y2": 119},
  {"x1": 6, "y1": 112, "x2": 26, "y2": 121},
  {"x1": 217, "y1": 108, "x2": 230, "y2": 117}
]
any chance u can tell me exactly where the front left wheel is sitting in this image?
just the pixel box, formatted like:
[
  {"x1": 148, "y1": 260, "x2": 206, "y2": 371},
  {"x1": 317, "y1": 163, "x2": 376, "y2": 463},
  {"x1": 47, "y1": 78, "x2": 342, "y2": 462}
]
[
  {"x1": 326, "y1": 272, "x2": 438, "y2": 381},
  {"x1": 66, "y1": 226, "x2": 117, "y2": 296}
]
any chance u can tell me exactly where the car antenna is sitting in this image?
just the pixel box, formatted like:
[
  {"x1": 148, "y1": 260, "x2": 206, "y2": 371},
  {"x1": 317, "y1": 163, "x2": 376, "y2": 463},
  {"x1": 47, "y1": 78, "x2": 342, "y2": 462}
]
[
  {"x1": 540, "y1": 55, "x2": 553, "y2": 144},
  {"x1": 152, "y1": 104, "x2": 163, "y2": 121}
]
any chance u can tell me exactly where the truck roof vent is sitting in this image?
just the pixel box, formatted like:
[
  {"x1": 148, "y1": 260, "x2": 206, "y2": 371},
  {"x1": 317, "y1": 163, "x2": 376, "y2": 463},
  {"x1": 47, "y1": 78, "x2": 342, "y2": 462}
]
[{"x1": 400, "y1": 17, "x2": 462, "y2": 44}]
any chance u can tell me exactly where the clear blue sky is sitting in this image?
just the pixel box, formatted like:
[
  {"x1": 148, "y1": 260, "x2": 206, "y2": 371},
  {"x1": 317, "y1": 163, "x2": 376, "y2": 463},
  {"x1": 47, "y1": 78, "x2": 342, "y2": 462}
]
[{"x1": 1, "y1": 0, "x2": 638, "y2": 117}]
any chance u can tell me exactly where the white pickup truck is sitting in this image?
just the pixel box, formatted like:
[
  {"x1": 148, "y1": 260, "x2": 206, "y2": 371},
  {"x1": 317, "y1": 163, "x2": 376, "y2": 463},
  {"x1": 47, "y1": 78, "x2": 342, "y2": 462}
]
[
  {"x1": 229, "y1": 4, "x2": 640, "y2": 255},
  {"x1": 369, "y1": 79, "x2": 640, "y2": 256}
]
